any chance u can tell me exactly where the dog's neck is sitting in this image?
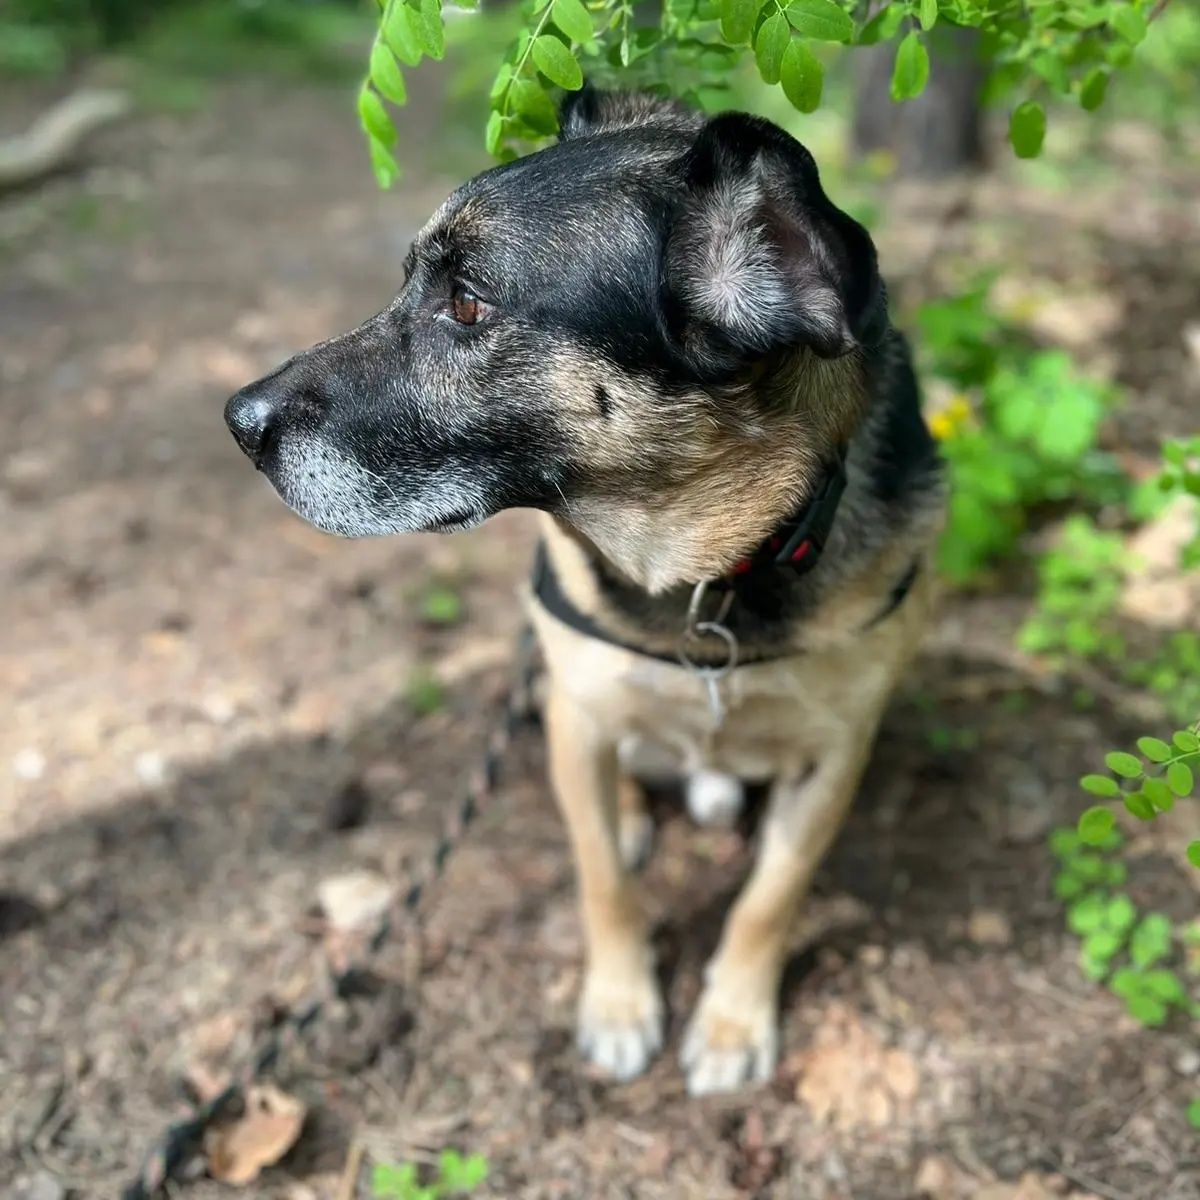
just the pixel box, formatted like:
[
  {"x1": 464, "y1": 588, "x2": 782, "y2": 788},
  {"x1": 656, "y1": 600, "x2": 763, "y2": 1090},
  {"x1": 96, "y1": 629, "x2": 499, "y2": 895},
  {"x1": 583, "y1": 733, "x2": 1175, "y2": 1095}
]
[{"x1": 559, "y1": 355, "x2": 867, "y2": 593}]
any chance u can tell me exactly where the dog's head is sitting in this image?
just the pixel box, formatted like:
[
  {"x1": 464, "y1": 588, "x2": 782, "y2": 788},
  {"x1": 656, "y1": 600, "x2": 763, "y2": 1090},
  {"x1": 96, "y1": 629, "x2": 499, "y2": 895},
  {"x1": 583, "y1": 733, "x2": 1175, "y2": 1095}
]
[{"x1": 224, "y1": 88, "x2": 884, "y2": 589}]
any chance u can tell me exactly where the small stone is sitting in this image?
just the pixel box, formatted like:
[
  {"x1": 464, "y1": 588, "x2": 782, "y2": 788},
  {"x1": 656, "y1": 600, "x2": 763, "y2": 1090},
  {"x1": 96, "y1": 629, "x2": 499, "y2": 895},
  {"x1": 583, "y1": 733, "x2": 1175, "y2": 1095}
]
[
  {"x1": 134, "y1": 750, "x2": 169, "y2": 787},
  {"x1": 967, "y1": 910, "x2": 1012, "y2": 947},
  {"x1": 859, "y1": 944, "x2": 886, "y2": 968},
  {"x1": 12, "y1": 1172, "x2": 65, "y2": 1200},
  {"x1": 12, "y1": 748, "x2": 46, "y2": 781},
  {"x1": 317, "y1": 870, "x2": 395, "y2": 933},
  {"x1": 1173, "y1": 1047, "x2": 1200, "y2": 1077},
  {"x1": 914, "y1": 1155, "x2": 955, "y2": 1198}
]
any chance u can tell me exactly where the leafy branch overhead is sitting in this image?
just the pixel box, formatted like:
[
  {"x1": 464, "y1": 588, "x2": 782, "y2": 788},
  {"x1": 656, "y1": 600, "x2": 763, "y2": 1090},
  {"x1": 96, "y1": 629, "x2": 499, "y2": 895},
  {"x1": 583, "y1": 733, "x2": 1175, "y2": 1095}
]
[{"x1": 359, "y1": 0, "x2": 1167, "y2": 183}]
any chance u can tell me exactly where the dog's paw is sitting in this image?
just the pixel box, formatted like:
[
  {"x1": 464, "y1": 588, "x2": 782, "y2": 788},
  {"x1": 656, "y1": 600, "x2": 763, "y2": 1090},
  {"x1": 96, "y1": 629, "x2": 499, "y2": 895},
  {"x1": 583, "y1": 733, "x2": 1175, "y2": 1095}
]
[
  {"x1": 618, "y1": 807, "x2": 655, "y2": 872},
  {"x1": 686, "y1": 770, "x2": 743, "y2": 830},
  {"x1": 681, "y1": 990, "x2": 778, "y2": 1096},
  {"x1": 577, "y1": 960, "x2": 664, "y2": 1082}
]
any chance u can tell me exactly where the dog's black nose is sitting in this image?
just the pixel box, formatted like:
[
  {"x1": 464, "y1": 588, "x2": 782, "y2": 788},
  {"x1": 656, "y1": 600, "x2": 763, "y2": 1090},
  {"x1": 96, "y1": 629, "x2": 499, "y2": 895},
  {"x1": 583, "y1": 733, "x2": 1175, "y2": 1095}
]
[{"x1": 224, "y1": 382, "x2": 280, "y2": 464}]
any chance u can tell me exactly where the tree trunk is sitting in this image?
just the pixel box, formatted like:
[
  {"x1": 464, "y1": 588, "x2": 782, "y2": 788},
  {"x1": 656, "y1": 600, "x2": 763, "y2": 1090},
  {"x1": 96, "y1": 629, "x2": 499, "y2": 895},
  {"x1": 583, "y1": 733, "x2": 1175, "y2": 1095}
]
[{"x1": 852, "y1": 27, "x2": 988, "y2": 178}]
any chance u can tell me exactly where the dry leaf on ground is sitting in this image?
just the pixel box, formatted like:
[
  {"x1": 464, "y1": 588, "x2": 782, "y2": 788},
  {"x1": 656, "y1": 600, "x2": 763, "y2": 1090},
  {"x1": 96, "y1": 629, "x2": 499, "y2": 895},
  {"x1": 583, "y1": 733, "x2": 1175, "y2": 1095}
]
[
  {"x1": 204, "y1": 1083, "x2": 307, "y2": 1185},
  {"x1": 790, "y1": 1002, "x2": 921, "y2": 1130}
]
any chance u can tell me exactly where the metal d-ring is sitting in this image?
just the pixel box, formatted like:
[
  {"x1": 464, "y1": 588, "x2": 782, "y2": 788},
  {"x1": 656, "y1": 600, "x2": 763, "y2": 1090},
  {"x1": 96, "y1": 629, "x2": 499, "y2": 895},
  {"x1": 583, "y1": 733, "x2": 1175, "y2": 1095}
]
[{"x1": 678, "y1": 620, "x2": 739, "y2": 676}]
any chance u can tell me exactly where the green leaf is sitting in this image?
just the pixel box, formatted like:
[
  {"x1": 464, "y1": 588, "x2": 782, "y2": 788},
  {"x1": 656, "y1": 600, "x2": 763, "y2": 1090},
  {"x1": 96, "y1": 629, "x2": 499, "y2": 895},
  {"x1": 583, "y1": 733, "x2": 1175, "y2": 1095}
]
[
  {"x1": 417, "y1": 0, "x2": 445, "y2": 60},
  {"x1": 918, "y1": 0, "x2": 938, "y2": 30},
  {"x1": 1083, "y1": 928, "x2": 1122, "y2": 963},
  {"x1": 1080, "y1": 774, "x2": 1119, "y2": 797},
  {"x1": 373, "y1": 1162, "x2": 420, "y2": 1198},
  {"x1": 1142, "y1": 968, "x2": 1186, "y2": 1004},
  {"x1": 890, "y1": 31, "x2": 929, "y2": 101},
  {"x1": 1130, "y1": 913, "x2": 1172, "y2": 968},
  {"x1": 1142, "y1": 777, "x2": 1174, "y2": 812},
  {"x1": 490, "y1": 62, "x2": 514, "y2": 102},
  {"x1": 785, "y1": 0, "x2": 854, "y2": 42},
  {"x1": 1110, "y1": 4, "x2": 1147, "y2": 45},
  {"x1": 1126, "y1": 991, "x2": 1167, "y2": 1027},
  {"x1": 1188, "y1": 1098, "x2": 1200, "y2": 1130},
  {"x1": 532, "y1": 35, "x2": 583, "y2": 89},
  {"x1": 857, "y1": 2, "x2": 904, "y2": 44},
  {"x1": 1168, "y1": 761, "x2": 1194, "y2": 797},
  {"x1": 1123, "y1": 791, "x2": 1155, "y2": 821},
  {"x1": 370, "y1": 41, "x2": 407, "y2": 106},
  {"x1": 1054, "y1": 872, "x2": 1085, "y2": 900},
  {"x1": 1187, "y1": 841, "x2": 1200, "y2": 870},
  {"x1": 1078, "y1": 806, "x2": 1115, "y2": 845},
  {"x1": 780, "y1": 38, "x2": 823, "y2": 112},
  {"x1": 1105, "y1": 893, "x2": 1137, "y2": 933},
  {"x1": 485, "y1": 110, "x2": 504, "y2": 156},
  {"x1": 755, "y1": 11, "x2": 790, "y2": 85},
  {"x1": 1173, "y1": 729, "x2": 1200, "y2": 753},
  {"x1": 384, "y1": 3, "x2": 423, "y2": 65},
  {"x1": 552, "y1": 0, "x2": 594, "y2": 43},
  {"x1": 720, "y1": 0, "x2": 759, "y2": 44},
  {"x1": 508, "y1": 78, "x2": 559, "y2": 134},
  {"x1": 1009, "y1": 101, "x2": 1046, "y2": 159},
  {"x1": 1079, "y1": 67, "x2": 1108, "y2": 111},
  {"x1": 368, "y1": 138, "x2": 401, "y2": 189},
  {"x1": 1105, "y1": 751, "x2": 1143, "y2": 780},
  {"x1": 1067, "y1": 891, "x2": 1107, "y2": 934},
  {"x1": 358, "y1": 87, "x2": 396, "y2": 145},
  {"x1": 1137, "y1": 736, "x2": 1172, "y2": 763}
]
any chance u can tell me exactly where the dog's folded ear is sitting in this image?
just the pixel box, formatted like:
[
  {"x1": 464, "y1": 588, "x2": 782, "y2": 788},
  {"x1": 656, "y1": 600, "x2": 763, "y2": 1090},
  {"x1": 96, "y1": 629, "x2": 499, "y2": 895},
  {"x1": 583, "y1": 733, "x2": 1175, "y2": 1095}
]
[
  {"x1": 559, "y1": 83, "x2": 700, "y2": 139},
  {"x1": 666, "y1": 113, "x2": 884, "y2": 375}
]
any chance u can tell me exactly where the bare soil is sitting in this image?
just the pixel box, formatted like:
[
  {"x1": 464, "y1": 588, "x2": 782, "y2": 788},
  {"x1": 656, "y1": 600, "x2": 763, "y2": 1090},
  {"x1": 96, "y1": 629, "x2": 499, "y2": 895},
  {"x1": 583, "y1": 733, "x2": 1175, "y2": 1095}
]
[{"x1": 2, "y1": 78, "x2": 1199, "y2": 1200}]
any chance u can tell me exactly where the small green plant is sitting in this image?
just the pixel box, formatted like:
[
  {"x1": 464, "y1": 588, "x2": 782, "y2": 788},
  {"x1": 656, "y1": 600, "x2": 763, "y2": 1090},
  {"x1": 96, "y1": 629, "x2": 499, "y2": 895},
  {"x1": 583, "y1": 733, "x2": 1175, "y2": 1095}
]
[
  {"x1": 406, "y1": 667, "x2": 448, "y2": 716},
  {"x1": 1019, "y1": 516, "x2": 1126, "y2": 660},
  {"x1": 420, "y1": 582, "x2": 466, "y2": 626},
  {"x1": 373, "y1": 1151, "x2": 489, "y2": 1199},
  {"x1": 1049, "y1": 827, "x2": 1198, "y2": 1026},
  {"x1": 1077, "y1": 726, "x2": 1200, "y2": 842}
]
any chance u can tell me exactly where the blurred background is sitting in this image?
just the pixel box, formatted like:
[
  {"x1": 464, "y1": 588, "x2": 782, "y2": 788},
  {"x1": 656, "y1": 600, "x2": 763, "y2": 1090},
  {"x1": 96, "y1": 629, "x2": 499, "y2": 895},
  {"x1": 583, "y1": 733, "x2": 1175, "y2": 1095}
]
[{"x1": 1, "y1": 3, "x2": 1199, "y2": 1198}]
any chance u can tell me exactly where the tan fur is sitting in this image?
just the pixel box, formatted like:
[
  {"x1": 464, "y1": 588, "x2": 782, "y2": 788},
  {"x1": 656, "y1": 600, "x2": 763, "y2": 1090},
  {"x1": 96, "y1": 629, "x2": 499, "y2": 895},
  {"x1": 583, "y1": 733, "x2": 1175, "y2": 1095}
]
[
  {"x1": 541, "y1": 350, "x2": 867, "y2": 593},
  {"x1": 527, "y1": 528, "x2": 938, "y2": 1093}
]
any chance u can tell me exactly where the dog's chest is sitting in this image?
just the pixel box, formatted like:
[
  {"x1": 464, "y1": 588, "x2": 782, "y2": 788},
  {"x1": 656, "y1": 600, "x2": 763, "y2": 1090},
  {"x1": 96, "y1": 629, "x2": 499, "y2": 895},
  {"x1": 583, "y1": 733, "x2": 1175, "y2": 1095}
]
[{"x1": 529, "y1": 591, "x2": 903, "y2": 781}]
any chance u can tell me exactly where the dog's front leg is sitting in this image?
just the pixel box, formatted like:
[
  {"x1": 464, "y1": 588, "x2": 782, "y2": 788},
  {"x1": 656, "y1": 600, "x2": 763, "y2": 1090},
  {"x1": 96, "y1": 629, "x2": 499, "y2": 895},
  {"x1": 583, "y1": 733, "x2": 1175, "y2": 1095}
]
[
  {"x1": 545, "y1": 686, "x2": 663, "y2": 1081},
  {"x1": 682, "y1": 738, "x2": 870, "y2": 1096}
]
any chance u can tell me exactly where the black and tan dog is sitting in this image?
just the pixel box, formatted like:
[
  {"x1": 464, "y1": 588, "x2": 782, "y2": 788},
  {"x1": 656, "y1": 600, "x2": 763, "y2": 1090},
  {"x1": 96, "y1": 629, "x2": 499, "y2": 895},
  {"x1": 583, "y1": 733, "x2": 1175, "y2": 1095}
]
[{"x1": 224, "y1": 88, "x2": 944, "y2": 1096}]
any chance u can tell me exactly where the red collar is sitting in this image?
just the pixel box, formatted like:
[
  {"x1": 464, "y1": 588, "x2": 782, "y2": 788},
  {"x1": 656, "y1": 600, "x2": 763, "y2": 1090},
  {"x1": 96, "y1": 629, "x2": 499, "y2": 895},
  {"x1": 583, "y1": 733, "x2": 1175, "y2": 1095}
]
[{"x1": 727, "y1": 450, "x2": 848, "y2": 581}]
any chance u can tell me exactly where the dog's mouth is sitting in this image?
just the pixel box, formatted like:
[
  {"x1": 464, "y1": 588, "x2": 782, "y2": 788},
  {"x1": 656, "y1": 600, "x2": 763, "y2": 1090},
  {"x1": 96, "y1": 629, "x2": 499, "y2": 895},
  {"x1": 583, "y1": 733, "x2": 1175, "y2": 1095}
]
[{"x1": 420, "y1": 507, "x2": 485, "y2": 534}]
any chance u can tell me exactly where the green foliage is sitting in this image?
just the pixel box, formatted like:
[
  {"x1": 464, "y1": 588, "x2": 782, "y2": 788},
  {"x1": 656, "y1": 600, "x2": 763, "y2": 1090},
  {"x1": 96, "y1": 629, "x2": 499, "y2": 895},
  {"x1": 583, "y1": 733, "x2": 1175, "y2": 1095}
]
[
  {"x1": 359, "y1": 0, "x2": 1170, "y2": 179},
  {"x1": 920, "y1": 281, "x2": 1125, "y2": 583},
  {"x1": 1018, "y1": 516, "x2": 1125, "y2": 660},
  {"x1": 1050, "y1": 826, "x2": 1198, "y2": 1025},
  {"x1": 420, "y1": 582, "x2": 466, "y2": 626},
  {"x1": 373, "y1": 1151, "x2": 489, "y2": 1200},
  {"x1": 406, "y1": 667, "x2": 447, "y2": 715},
  {"x1": 1075, "y1": 723, "x2": 1200, "y2": 860}
]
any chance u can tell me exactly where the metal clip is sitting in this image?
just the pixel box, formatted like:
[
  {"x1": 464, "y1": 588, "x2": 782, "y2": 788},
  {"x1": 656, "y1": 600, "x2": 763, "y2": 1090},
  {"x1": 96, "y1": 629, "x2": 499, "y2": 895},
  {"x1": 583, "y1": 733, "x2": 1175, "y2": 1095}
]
[{"x1": 678, "y1": 580, "x2": 739, "y2": 729}]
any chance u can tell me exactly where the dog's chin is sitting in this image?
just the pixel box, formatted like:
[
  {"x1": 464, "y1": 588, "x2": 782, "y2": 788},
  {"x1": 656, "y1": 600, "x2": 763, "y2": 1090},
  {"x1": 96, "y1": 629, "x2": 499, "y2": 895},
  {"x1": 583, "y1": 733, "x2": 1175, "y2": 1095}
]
[{"x1": 272, "y1": 478, "x2": 487, "y2": 539}]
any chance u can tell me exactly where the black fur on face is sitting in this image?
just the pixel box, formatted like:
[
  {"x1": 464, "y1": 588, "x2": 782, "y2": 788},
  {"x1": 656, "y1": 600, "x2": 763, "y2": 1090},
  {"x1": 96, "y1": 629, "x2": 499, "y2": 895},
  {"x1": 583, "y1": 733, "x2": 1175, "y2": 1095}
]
[{"x1": 223, "y1": 87, "x2": 884, "y2": 543}]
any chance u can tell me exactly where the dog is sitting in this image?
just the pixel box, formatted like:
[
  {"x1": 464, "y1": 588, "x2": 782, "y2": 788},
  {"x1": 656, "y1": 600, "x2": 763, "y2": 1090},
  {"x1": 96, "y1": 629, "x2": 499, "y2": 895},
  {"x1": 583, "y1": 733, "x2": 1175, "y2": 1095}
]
[{"x1": 224, "y1": 86, "x2": 945, "y2": 1096}]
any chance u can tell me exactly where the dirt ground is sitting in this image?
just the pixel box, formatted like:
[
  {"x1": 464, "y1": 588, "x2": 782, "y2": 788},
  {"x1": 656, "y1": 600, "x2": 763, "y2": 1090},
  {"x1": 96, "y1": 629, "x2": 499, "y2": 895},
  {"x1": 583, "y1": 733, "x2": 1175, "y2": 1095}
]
[{"x1": 2, "y1": 76, "x2": 1199, "y2": 1200}]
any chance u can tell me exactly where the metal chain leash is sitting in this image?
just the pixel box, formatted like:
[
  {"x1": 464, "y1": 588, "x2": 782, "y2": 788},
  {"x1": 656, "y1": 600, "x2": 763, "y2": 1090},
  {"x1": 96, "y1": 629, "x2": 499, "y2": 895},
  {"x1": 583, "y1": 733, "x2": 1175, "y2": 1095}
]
[{"x1": 122, "y1": 624, "x2": 540, "y2": 1200}]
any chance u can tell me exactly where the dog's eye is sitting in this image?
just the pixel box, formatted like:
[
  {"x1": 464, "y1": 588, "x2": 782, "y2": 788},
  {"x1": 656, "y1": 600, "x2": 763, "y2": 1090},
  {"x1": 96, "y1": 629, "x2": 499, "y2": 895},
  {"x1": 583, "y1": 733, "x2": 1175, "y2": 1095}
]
[{"x1": 450, "y1": 286, "x2": 488, "y2": 326}]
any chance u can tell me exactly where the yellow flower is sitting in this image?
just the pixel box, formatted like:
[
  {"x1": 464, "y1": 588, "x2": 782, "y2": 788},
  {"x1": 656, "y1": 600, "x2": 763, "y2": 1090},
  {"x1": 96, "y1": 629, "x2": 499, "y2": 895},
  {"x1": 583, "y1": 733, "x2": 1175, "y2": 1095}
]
[{"x1": 929, "y1": 393, "x2": 973, "y2": 441}]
